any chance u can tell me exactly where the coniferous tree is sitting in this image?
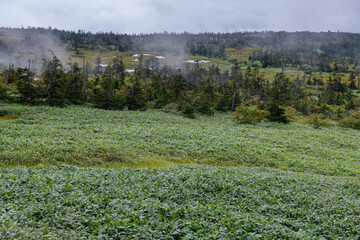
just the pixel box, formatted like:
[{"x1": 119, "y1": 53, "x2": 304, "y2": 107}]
[
  {"x1": 15, "y1": 68, "x2": 38, "y2": 104},
  {"x1": 349, "y1": 72, "x2": 357, "y2": 89},
  {"x1": 43, "y1": 54, "x2": 67, "y2": 106},
  {"x1": 125, "y1": 71, "x2": 145, "y2": 110},
  {"x1": 67, "y1": 61, "x2": 84, "y2": 104},
  {"x1": 267, "y1": 103, "x2": 289, "y2": 123}
]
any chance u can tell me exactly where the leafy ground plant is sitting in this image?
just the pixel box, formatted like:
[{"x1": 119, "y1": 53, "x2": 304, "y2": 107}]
[
  {"x1": 1, "y1": 102, "x2": 360, "y2": 176},
  {"x1": 1, "y1": 165, "x2": 360, "y2": 239}
]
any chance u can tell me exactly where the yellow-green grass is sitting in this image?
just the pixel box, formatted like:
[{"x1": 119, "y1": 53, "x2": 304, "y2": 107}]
[
  {"x1": 0, "y1": 116, "x2": 16, "y2": 121},
  {"x1": 225, "y1": 47, "x2": 257, "y2": 61},
  {"x1": 0, "y1": 115, "x2": 17, "y2": 121}
]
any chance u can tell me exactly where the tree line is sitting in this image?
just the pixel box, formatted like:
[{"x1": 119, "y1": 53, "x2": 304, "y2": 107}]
[
  {"x1": 1, "y1": 27, "x2": 360, "y2": 64},
  {"x1": 1, "y1": 53, "x2": 359, "y2": 125}
]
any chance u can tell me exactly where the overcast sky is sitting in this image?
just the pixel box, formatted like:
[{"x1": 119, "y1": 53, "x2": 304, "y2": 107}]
[{"x1": 0, "y1": 0, "x2": 359, "y2": 33}]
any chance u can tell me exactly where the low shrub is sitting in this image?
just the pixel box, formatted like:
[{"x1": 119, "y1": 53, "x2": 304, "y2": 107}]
[
  {"x1": 182, "y1": 105, "x2": 196, "y2": 119},
  {"x1": 337, "y1": 117, "x2": 360, "y2": 130},
  {"x1": 146, "y1": 100, "x2": 157, "y2": 109},
  {"x1": 164, "y1": 103, "x2": 179, "y2": 112},
  {"x1": 284, "y1": 106, "x2": 303, "y2": 122},
  {"x1": 232, "y1": 106, "x2": 269, "y2": 124},
  {"x1": 307, "y1": 113, "x2": 328, "y2": 129},
  {"x1": 0, "y1": 109, "x2": 8, "y2": 116},
  {"x1": 197, "y1": 101, "x2": 214, "y2": 116}
]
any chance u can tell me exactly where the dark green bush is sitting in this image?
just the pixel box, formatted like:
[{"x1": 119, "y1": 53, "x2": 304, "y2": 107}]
[
  {"x1": 267, "y1": 103, "x2": 289, "y2": 123},
  {"x1": 182, "y1": 105, "x2": 196, "y2": 119},
  {"x1": 197, "y1": 101, "x2": 214, "y2": 116}
]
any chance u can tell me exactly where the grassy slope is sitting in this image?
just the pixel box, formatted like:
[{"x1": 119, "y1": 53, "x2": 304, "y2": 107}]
[
  {"x1": 1, "y1": 102, "x2": 360, "y2": 176},
  {"x1": 2, "y1": 102, "x2": 360, "y2": 238},
  {"x1": 1, "y1": 165, "x2": 360, "y2": 239}
]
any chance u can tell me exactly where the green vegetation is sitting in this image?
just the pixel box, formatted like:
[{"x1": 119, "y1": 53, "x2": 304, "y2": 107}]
[
  {"x1": 1, "y1": 165, "x2": 360, "y2": 239},
  {"x1": 1, "y1": 102, "x2": 360, "y2": 238},
  {"x1": 1, "y1": 102, "x2": 360, "y2": 176},
  {"x1": 1, "y1": 28, "x2": 360, "y2": 128},
  {"x1": 1, "y1": 28, "x2": 360, "y2": 238},
  {"x1": 337, "y1": 117, "x2": 360, "y2": 130},
  {"x1": 306, "y1": 113, "x2": 328, "y2": 129},
  {"x1": 232, "y1": 106, "x2": 268, "y2": 124}
]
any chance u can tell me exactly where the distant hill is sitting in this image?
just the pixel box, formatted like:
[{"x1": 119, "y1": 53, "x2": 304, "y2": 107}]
[{"x1": 1, "y1": 27, "x2": 360, "y2": 69}]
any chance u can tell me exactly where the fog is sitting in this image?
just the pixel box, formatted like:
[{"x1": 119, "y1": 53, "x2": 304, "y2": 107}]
[
  {"x1": 0, "y1": 0, "x2": 359, "y2": 33},
  {"x1": 0, "y1": 28, "x2": 67, "y2": 73}
]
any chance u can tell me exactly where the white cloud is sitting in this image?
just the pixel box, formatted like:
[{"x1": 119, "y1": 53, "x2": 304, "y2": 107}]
[{"x1": 0, "y1": 0, "x2": 359, "y2": 33}]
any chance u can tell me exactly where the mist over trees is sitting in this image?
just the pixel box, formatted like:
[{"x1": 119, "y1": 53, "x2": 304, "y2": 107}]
[
  {"x1": 1, "y1": 27, "x2": 360, "y2": 127},
  {"x1": 1, "y1": 27, "x2": 360, "y2": 62}
]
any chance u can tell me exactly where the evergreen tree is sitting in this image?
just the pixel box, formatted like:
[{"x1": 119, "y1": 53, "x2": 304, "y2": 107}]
[
  {"x1": 125, "y1": 71, "x2": 145, "y2": 110},
  {"x1": 267, "y1": 103, "x2": 289, "y2": 123},
  {"x1": 67, "y1": 61, "x2": 84, "y2": 104},
  {"x1": 43, "y1": 54, "x2": 67, "y2": 106},
  {"x1": 349, "y1": 72, "x2": 357, "y2": 89},
  {"x1": 15, "y1": 68, "x2": 38, "y2": 104}
]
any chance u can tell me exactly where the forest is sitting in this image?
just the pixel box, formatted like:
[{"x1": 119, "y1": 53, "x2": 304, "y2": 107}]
[{"x1": 0, "y1": 27, "x2": 360, "y2": 127}]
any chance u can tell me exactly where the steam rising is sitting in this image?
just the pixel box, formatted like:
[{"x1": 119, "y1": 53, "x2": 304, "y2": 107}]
[
  {"x1": 0, "y1": 28, "x2": 68, "y2": 73},
  {"x1": 136, "y1": 33, "x2": 189, "y2": 68}
]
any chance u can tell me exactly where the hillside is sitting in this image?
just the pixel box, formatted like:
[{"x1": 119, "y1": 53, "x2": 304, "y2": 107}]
[
  {"x1": 1, "y1": 27, "x2": 360, "y2": 238},
  {"x1": 1, "y1": 27, "x2": 360, "y2": 76},
  {"x1": 1, "y1": 102, "x2": 360, "y2": 176},
  {"x1": 1, "y1": 100, "x2": 360, "y2": 238}
]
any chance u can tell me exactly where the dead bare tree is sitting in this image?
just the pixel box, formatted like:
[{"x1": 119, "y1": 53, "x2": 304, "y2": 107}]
[{"x1": 83, "y1": 54, "x2": 88, "y2": 99}]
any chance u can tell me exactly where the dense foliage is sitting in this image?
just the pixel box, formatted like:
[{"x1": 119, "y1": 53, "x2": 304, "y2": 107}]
[
  {"x1": 1, "y1": 103, "x2": 360, "y2": 176},
  {"x1": 1, "y1": 165, "x2": 360, "y2": 239}
]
